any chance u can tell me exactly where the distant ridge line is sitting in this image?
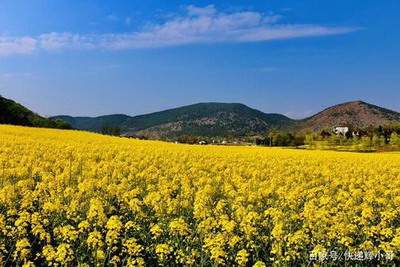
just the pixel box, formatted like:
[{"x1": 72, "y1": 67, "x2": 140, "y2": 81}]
[{"x1": 51, "y1": 100, "x2": 400, "y2": 138}]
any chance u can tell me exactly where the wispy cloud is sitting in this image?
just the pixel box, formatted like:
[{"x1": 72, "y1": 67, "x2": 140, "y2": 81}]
[
  {"x1": 39, "y1": 33, "x2": 96, "y2": 50},
  {"x1": 0, "y1": 37, "x2": 37, "y2": 56},
  {"x1": 186, "y1": 4, "x2": 217, "y2": 17},
  {"x1": 0, "y1": 5, "x2": 360, "y2": 56}
]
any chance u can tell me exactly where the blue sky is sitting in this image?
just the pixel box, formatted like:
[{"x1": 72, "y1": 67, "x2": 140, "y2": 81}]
[{"x1": 0, "y1": 0, "x2": 399, "y2": 118}]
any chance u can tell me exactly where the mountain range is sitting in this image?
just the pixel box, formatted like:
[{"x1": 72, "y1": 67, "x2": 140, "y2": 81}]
[
  {"x1": 1, "y1": 94, "x2": 399, "y2": 139},
  {"x1": 52, "y1": 100, "x2": 400, "y2": 139},
  {"x1": 54, "y1": 103, "x2": 293, "y2": 139}
]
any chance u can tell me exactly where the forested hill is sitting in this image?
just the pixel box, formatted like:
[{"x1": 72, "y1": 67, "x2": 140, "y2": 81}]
[
  {"x1": 53, "y1": 103, "x2": 295, "y2": 138},
  {"x1": 53, "y1": 100, "x2": 400, "y2": 139},
  {"x1": 0, "y1": 95, "x2": 71, "y2": 129}
]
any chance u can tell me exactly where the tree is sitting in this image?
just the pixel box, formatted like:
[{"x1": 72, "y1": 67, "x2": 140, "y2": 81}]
[
  {"x1": 294, "y1": 134, "x2": 306, "y2": 146},
  {"x1": 267, "y1": 129, "x2": 278, "y2": 146},
  {"x1": 177, "y1": 135, "x2": 201, "y2": 144},
  {"x1": 305, "y1": 133, "x2": 319, "y2": 147},
  {"x1": 360, "y1": 136, "x2": 372, "y2": 150},
  {"x1": 101, "y1": 123, "x2": 121, "y2": 136},
  {"x1": 372, "y1": 134, "x2": 385, "y2": 147},
  {"x1": 54, "y1": 119, "x2": 73, "y2": 129},
  {"x1": 390, "y1": 132, "x2": 400, "y2": 146}
]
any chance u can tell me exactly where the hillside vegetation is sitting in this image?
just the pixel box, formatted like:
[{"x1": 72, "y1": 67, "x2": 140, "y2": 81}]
[
  {"x1": 53, "y1": 103, "x2": 295, "y2": 139},
  {"x1": 0, "y1": 95, "x2": 71, "y2": 129},
  {"x1": 53, "y1": 101, "x2": 400, "y2": 140}
]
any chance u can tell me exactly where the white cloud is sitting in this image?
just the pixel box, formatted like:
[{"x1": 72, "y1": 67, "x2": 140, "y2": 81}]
[
  {"x1": 0, "y1": 5, "x2": 360, "y2": 56},
  {"x1": 39, "y1": 32, "x2": 96, "y2": 50},
  {"x1": 186, "y1": 5, "x2": 217, "y2": 17},
  {"x1": 0, "y1": 37, "x2": 37, "y2": 56}
]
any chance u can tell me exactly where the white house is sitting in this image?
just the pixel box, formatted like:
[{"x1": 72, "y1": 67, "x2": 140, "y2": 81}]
[{"x1": 333, "y1": 126, "x2": 349, "y2": 135}]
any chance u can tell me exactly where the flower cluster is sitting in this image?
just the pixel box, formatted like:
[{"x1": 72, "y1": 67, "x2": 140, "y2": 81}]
[{"x1": 0, "y1": 125, "x2": 399, "y2": 266}]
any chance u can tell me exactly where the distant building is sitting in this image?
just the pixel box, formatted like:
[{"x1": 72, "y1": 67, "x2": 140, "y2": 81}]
[
  {"x1": 333, "y1": 126, "x2": 349, "y2": 135},
  {"x1": 198, "y1": 140, "x2": 207, "y2": 145}
]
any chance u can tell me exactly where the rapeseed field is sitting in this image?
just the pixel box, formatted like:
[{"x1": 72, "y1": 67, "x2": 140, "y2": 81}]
[{"x1": 0, "y1": 125, "x2": 399, "y2": 266}]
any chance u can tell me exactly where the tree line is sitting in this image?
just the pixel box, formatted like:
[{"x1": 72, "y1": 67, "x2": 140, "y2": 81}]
[{"x1": 257, "y1": 125, "x2": 400, "y2": 151}]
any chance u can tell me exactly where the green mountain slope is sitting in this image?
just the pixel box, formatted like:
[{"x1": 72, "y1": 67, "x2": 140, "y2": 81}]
[
  {"x1": 52, "y1": 100, "x2": 400, "y2": 139},
  {"x1": 0, "y1": 95, "x2": 71, "y2": 129},
  {"x1": 53, "y1": 103, "x2": 295, "y2": 138},
  {"x1": 54, "y1": 114, "x2": 130, "y2": 131}
]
